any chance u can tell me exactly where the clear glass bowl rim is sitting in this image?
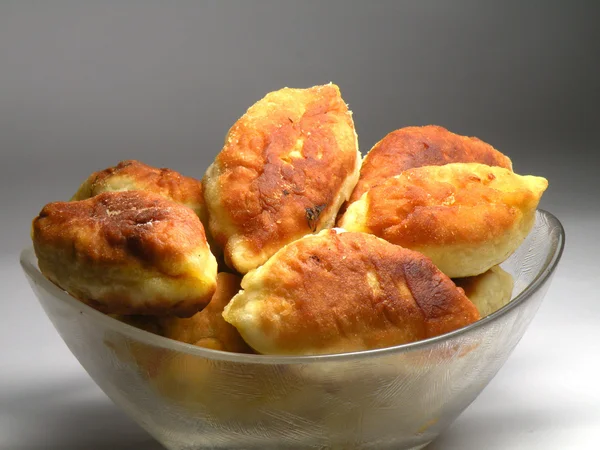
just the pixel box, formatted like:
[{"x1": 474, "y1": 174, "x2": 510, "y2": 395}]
[{"x1": 20, "y1": 209, "x2": 565, "y2": 366}]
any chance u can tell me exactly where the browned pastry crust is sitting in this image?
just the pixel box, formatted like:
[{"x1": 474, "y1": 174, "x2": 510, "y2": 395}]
[
  {"x1": 71, "y1": 158, "x2": 229, "y2": 270},
  {"x1": 339, "y1": 163, "x2": 548, "y2": 278},
  {"x1": 203, "y1": 83, "x2": 360, "y2": 273},
  {"x1": 72, "y1": 159, "x2": 208, "y2": 224},
  {"x1": 345, "y1": 125, "x2": 513, "y2": 207},
  {"x1": 223, "y1": 229, "x2": 480, "y2": 355},
  {"x1": 32, "y1": 191, "x2": 217, "y2": 316}
]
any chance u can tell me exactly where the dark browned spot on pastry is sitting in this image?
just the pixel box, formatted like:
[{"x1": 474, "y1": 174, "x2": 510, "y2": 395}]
[
  {"x1": 344, "y1": 125, "x2": 513, "y2": 206},
  {"x1": 305, "y1": 204, "x2": 326, "y2": 232}
]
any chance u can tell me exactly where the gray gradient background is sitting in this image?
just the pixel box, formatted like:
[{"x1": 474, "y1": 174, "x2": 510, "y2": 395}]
[{"x1": 1, "y1": 2, "x2": 598, "y2": 449}]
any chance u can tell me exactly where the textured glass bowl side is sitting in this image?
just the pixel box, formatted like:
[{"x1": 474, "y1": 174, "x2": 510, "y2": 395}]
[{"x1": 20, "y1": 210, "x2": 564, "y2": 450}]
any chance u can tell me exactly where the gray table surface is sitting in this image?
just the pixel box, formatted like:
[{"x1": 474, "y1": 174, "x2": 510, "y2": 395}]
[{"x1": 2, "y1": 214, "x2": 598, "y2": 450}]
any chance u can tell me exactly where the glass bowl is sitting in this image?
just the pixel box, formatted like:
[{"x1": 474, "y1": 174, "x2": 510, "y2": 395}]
[{"x1": 20, "y1": 210, "x2": 564, "y2": 450}]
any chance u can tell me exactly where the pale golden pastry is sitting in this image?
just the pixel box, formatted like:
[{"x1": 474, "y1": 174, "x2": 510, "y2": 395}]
[
  {"x1": 454, "y1": 266, "x2": 514, "y2": 318},
  {"x1": 222, "y1": 229, "x2": 480, "y2": 356},
  {"x1": 114, "y1": 273, "x2": 251, "y2": 352},
  {"x1": 339, "y1": 163, "x2": 547, "y2": 278},
  {"x1": 203, "y1": 83, "x2": 361, "y2": 274},
  {"x1": 159, "y1": 272, "x2": 252, "y2": 353},
  {"x1": 111, "y1": 271, "x2": 252, "y2": 398},
  {"x1": 32, "y1": 191, "x2": 217, "y2": 317},
  {"x1": 345, "y1": 125, "x2": 513, "y2": 207}
]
